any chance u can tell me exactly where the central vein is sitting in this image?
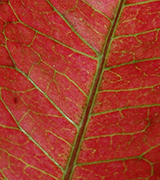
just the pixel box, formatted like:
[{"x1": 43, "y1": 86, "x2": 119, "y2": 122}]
[{"x1": 63, "y1": 0, "x2": 126, "y2": 179}]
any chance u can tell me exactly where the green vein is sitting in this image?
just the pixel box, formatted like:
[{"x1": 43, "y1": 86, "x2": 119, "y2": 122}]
[
  {"x1": 0, "y1": 149, "x2": 59, "y2": 180},
  {"x1": 40, "y1": 60, "x2": 88, "y2": 97},
  {"x1": 0, "y1": 170, "x2": 9, "y2": 180},
  {"x1": 46, "y1": 130, "x2": 72, "y2": 147},
  {"x1": 1, "y1": 99, "x2": 64, "y2": 173},
  {"x1": 0, "y1": 124, "x2": 19, "y2": 130},
  {"x1": 84, "y1": 129, "x2": 149, "y2": 141},
  {"x1": 91, "y1": 104, "x2": 160, "y2": 116},
  {"x1": 17, "y1": 68, "x2": 78, "y2": 129},
  {"x1": 98, "y1": 83, "x2": 160, "y2": 93},
  {"x1": 9, "y1": 3, "x2": 99, "y2": 59},
  {"x1": 76, "y1": 155, "x2": 145, "y2": 166},
  {"x1": 46, "y1": 0, "x2": 99, "y2": 55},
  {"x1": 104, "y1": 57, "x2": 160, "y2": 70},
  {"x1": 0, "y1": 66, "x2": 78, "y2": 129},
  {"x1": 55, "y1": 70, "x2": 87, "y2": 97},
  {"x1": 125, "y1": 0, "x2": 158, "y2": 7},
  {"x1": 114, "y1": 28, "x2": 160, "y2": 39},
  {"x1": 141, "y1": 143, "x2": 160, "y2": 157},
  {"x1": 82, "y1": 0, "x2": 112, "y2": 22},
  {"x1": 2, "y1": 24, "x2": 17, "y2": 68},
  {"x1": 26, "y1": 46, "x2": 88, "y2": 98}
]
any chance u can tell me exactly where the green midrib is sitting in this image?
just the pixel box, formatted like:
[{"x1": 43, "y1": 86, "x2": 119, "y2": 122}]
[{"x1": 62, "y1": 0, "x2": 126, "y2": 179}]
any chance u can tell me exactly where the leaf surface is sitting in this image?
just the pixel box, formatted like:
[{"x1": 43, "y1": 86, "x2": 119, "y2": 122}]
[{"x1": 0, "y1": 0, "x2": 160, "y2": 179}]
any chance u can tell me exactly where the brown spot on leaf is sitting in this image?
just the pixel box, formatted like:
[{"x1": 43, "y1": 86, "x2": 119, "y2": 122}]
[{"x1": 13, "y1": 97, "x2": 18, "y2": 104}]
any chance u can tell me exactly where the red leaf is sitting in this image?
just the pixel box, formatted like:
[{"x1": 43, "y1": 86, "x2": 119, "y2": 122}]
[{"x1": 0, "y1": 0, "x2": 160, "y2": 179}]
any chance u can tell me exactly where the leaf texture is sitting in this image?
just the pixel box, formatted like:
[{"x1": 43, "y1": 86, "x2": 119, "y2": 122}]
[{"x1": 0, "y1": 0, "x2": 160, "y2": 179}]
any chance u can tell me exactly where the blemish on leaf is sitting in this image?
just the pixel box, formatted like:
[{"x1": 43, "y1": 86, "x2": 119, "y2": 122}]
[{"x1": 13, "y1": 97, "x2": 18, "y2": 104}]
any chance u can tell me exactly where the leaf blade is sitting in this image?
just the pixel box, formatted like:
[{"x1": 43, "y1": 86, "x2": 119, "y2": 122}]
[{"x1": 0, "y1": 0, "x2": 160, "y2": 179}]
